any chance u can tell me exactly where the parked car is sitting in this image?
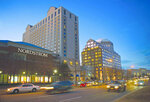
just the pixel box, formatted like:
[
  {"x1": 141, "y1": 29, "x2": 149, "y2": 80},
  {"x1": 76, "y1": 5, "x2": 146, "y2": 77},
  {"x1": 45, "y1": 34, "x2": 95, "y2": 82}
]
[
  {"x1": 86, "y1": 81, "x2": 93, "y2": 86},
  {"x1": 134, "y1": 80, "x2": 145, "y2": 86},
  {"x1": 92, "y1": 81, "x2": 103, "y2": 86},
  {"x1": 118, "y1": 80, "x2": 127, "y2": 86},
  {"x1": 106, "y1": 81, "x2": 126, "y2": 92},
  {"x1": 104, "y1": 80, "x2": 114, "y2": 85},
  {"x1": 7, "y1": 83, "x2": 40, "y2": 94},
  {"x1": 46, "y1": 81, "x2": 73, "y2": 94},
  {"x1": 80, "y1": 82, "x2": 87, "y2": 87}
]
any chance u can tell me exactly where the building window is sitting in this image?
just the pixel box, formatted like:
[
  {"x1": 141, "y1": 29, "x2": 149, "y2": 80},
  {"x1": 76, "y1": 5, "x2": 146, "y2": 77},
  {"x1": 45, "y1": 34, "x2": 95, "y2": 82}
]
[
  {"x1": 58, "y1": 9, "x2": 60, "y2": 14},
  {"x1": 51, "y1": 14, "x2": 53, "y2": 18},
  {"x1": 70, "y1": 61, "x2": 73, "y2": 65},
  {"x1": 55, "y1": 12, "x2": 56, "y2": 16},
  {"x1": 45, "y1": 18, "x2": 47, "y2": 22},
  {"x1": 64, "y1": 10, "x2": 66, "y2": 15},
  {"x1": 75, "y1": 16, "x2": 77, "y2": 21},
  {"x1": 48, "y1": 16, "x2": 50, "y2": 20},
  {"x1": 64, "y1": 60, "x2": 67, "y2": 63},
  {"x1": 70, "y1": 13, "x2": 71, "y2": 18}
]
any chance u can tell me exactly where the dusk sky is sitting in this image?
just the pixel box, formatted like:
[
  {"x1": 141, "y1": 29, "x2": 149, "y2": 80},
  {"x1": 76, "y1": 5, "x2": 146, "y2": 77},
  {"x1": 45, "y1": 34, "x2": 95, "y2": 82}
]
[{"x1": 0, "y1": 0, "x2": 150, "y2": 69}]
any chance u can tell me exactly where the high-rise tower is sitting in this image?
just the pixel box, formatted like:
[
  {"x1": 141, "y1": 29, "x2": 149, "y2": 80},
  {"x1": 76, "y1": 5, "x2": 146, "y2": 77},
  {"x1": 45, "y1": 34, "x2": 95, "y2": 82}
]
[{"x1": 23, "y1": 7, "x2": 80, "y2": 71}]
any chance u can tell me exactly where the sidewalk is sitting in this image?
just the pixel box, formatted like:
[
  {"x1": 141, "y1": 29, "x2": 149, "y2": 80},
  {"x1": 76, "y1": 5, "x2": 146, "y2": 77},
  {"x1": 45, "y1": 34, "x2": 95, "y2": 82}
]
[
  {"x1": 0, "y1": 89, "x2": 6, "y2": 95},
  {"x1": 115, "y1": 86, "x2": 150, "y2": 102}
]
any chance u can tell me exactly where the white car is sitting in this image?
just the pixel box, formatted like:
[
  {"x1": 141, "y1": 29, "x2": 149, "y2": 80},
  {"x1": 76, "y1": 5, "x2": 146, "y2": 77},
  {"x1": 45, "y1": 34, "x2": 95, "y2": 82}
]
[
  {"x1": 7, "y1": 83, "x2": 40, "y2": 94},
  {"x1": 134, "y1": 80, "x2": 145, "y2": 86}
]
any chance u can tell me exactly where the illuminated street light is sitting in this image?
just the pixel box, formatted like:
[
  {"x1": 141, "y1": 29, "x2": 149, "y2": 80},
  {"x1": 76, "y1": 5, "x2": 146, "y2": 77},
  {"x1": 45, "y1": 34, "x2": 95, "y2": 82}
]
[
  {"x1": 0, "y1": 71, "x2": 2, "y2": 74},
  {"x1": 130, "y1": 65, "x2": 134, "y2": 68},
  {"x1": 35, "y1": 73, "x2": 38, "y2": 75},
  {"x1": 23, "y1": 72, "x2": 26, "y2": 74},
  {"x1": 54, "y1": 69, "x2": 57, "y2": 73}
]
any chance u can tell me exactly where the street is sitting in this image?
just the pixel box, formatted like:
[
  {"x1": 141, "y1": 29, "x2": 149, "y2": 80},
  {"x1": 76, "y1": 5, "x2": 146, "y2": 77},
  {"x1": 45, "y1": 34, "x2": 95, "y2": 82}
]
[{"x1": 0, "y1": 85, "x2": 144, "y2": 102}]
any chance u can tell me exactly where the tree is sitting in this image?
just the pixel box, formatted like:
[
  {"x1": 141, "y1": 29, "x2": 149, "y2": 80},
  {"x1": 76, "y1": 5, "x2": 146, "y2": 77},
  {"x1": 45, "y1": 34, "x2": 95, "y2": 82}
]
[
  {"x1": 80, "y1": 65, "x2": 94, "y2": 81},
  {"x1": 58, "y1": 62, "x2": 71, "y2": 81}
]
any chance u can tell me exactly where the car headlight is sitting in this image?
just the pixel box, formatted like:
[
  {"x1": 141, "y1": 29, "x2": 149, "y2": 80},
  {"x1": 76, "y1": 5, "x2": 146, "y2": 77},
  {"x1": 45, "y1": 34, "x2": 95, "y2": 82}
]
[
  {"x1": 115, "y1": 86, "x2": 119, "y2": 89},
  {"x1": 7, "y1": 89, "x2": 11, "y2": 91},
  {"x1": 106, "y1": 85, "x2": 110, "y2": 88},
  {"x1": 140, "y1": 83, "x2": 143, "y2": 85}
]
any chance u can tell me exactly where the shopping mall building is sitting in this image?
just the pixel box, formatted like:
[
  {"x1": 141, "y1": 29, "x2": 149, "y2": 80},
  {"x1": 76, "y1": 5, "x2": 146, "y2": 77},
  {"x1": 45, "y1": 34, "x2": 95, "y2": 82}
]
[{"x1": 0, "y1": 40, "x2": 60, "y2": 84}]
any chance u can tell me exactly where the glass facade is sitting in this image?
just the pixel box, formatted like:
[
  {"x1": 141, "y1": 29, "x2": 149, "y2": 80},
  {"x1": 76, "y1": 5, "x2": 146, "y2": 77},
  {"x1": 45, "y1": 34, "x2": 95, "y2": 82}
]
[
  {"x1": 0, "y1": 74, "x2": 52, "y2": 84},
  {"x1": 82, "y1": 39, "x2": 122, "y2": 81}
]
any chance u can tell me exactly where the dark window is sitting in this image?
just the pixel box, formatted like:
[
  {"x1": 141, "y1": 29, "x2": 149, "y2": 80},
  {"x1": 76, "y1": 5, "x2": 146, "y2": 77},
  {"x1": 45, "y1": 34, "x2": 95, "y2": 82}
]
[
  {"x1": 75, "y1": 16, "x2": 77, "y2": 21},
  {"x1": 22, "y1": 85, "x2": 27, "y2": 87},
  {"x1": 64, "y1": 10, "x2": 66, "y2": 15},
  {"x1": 27, "y1": 85, "x2": 33, "y2": 87},
  {"x1": 64, "y1": 54, "x2": 66, "y2": 57},
  {"x1": 55, "y1": 12, "x2": 56, "y2": 16},
  {"x1": 48, "y1": 16, "x2": 50, "y2": 20},
  {"x1": 58, "y1": 9, "x2": 60, "y2": 14},
  {"x1": 43, "y1": 20, "x2": 44, "y2": 24},
  {"x1": 64, "y1": 33, "x2": 66, "y2": 35},
  {"x1": 45, "y1": 18, "x2": 47, "y2": 22},
  {"x1": 51, "y1": 14, "x2": 53, "y2": 18},
  {"x1": 70, "y1": 13, "x2": 71, "y2": 18}
]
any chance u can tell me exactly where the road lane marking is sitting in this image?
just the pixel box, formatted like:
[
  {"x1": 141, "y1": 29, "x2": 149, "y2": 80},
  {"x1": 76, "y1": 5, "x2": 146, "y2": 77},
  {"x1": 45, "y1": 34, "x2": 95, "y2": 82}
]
[{"x1": 59, "y1": 96, "x2": 82, "y2": 102}]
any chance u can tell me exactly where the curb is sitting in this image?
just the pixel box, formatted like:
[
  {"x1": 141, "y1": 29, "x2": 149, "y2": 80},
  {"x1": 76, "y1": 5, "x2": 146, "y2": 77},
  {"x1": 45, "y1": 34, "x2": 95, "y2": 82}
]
[
  {"x1": 0, "y1": 89, "x2": 7, "y2": 95},
  {"x1": 113, "y1": 86, "x2": 149, "y2": 102}
]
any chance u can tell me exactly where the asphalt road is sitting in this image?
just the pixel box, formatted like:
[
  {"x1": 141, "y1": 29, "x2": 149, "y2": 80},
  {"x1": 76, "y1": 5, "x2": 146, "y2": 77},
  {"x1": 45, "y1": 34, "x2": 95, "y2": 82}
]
[{"x1": 0, "y1": 85, "x2": 144, "y2": 102}]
